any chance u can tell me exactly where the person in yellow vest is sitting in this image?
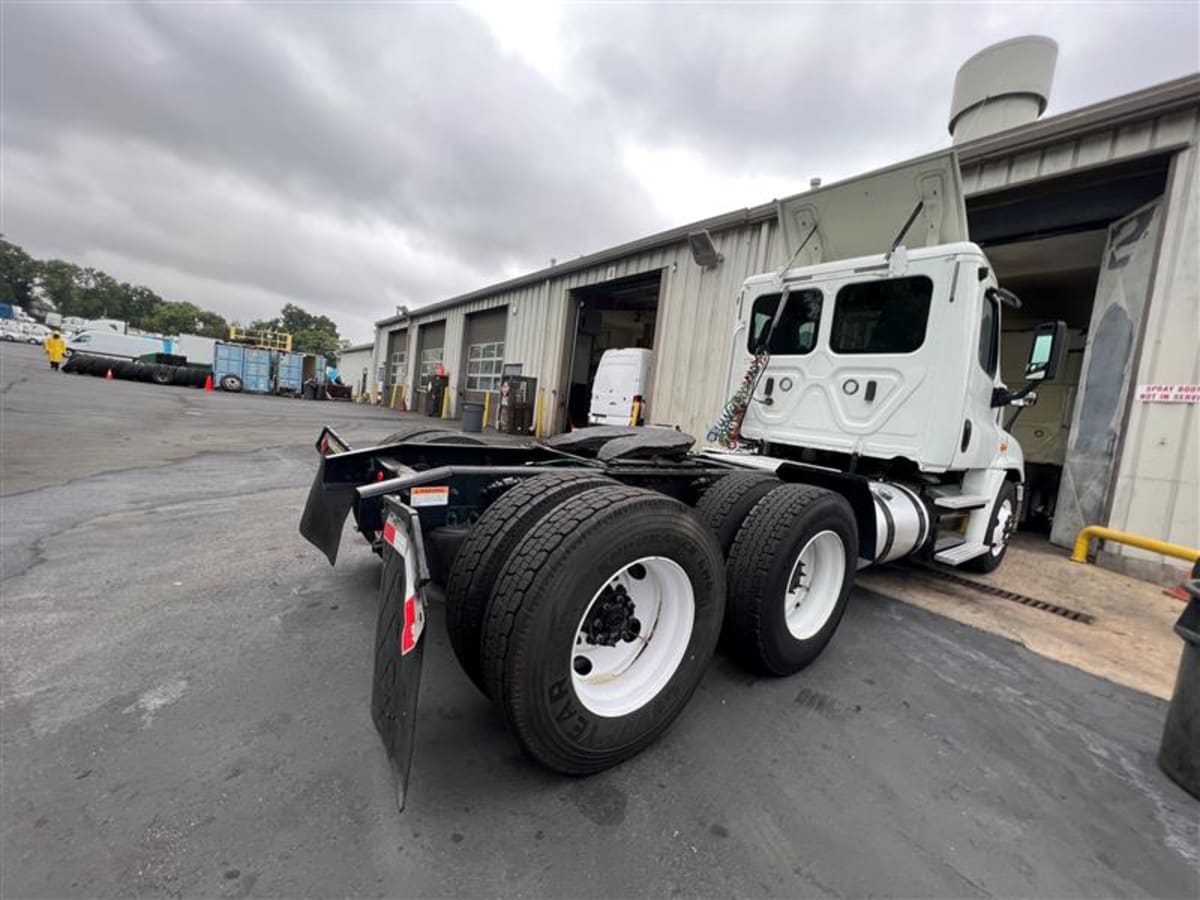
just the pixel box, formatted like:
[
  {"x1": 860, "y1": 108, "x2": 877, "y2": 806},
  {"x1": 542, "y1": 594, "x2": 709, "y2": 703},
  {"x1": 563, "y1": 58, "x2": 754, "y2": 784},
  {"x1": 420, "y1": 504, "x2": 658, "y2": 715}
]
[{"x1": 43, "y1": 331, "x2": 67, "y2": 371}]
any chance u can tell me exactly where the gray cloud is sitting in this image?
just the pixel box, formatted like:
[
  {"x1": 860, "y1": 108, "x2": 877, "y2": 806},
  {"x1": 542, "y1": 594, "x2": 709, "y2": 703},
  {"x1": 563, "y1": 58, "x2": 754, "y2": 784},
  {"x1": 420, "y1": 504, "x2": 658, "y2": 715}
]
[
  {"x1": 3, "y1": 2, "x2": 1197, "y2": 341},
  {"x1": 564, "y1": 2, "x2": 1199, "y2": 181}
]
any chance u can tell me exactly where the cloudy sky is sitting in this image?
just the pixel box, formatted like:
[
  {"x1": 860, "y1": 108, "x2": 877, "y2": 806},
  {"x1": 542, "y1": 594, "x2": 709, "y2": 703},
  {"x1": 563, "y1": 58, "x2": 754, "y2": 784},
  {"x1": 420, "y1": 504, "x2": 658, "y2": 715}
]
[{"x1": 3, "y1": 2, "x2": 1197, "y2": 342}]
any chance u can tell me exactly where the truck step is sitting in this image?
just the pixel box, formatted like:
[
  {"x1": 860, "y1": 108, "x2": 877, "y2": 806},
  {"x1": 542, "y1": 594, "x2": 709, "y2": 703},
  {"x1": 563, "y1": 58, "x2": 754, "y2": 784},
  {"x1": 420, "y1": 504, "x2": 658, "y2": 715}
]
[
  {"x1": 934, "y1": 541, "x2": 991, "y2": 565},
  {"x1": 932, "y1": 494, "x2": 990, "y2": 511}
]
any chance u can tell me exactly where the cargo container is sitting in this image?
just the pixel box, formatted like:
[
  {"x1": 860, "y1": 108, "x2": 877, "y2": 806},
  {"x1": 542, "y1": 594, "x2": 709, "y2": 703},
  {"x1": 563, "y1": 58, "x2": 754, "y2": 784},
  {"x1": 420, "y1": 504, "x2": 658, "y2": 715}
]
[
  {"x1": 213, "y1": 342, "x2": 271, "y2": 393},
  {"x1": 275, "y1": 351, "x2": 304, "y2": 395}
]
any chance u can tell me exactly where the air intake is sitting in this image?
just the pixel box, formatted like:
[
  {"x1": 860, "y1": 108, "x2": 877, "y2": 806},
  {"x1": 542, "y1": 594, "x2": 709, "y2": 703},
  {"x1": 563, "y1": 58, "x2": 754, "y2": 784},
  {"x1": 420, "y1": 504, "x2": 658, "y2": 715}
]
[{"x1": 949, "y1": 36, "x2": 1057, "y2": 144}]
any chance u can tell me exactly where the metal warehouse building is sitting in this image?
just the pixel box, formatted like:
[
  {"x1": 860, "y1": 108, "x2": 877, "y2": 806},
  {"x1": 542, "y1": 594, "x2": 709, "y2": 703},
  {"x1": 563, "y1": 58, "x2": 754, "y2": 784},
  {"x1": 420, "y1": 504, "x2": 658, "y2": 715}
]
[{"x1": 367, "y1": 52, "x2": 1198, "y2": 579}]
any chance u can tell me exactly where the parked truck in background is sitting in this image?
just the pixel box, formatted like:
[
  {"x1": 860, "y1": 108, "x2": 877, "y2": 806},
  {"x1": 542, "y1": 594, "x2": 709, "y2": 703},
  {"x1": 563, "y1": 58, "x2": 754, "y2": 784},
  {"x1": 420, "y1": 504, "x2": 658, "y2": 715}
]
[{"x1": 298, "y1": 151, "x2": 1069, "y2": 806}]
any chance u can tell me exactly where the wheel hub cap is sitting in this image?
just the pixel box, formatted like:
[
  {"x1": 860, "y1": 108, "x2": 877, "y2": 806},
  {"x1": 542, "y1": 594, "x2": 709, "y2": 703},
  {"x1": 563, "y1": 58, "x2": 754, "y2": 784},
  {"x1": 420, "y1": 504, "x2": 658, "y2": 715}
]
[{"x1": 570, "y1": 556, "x2": 695, "y2": 718}]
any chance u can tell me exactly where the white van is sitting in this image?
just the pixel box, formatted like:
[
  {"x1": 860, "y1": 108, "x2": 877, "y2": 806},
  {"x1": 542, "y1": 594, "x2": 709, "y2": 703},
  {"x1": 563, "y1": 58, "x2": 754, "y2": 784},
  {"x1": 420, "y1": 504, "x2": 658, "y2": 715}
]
[
  {"x1": 67, "y1": 330, "x2": 165, "y2": 360},
  {"x1": 589, "y1": 348, "x2": 652, "y2": 426}
]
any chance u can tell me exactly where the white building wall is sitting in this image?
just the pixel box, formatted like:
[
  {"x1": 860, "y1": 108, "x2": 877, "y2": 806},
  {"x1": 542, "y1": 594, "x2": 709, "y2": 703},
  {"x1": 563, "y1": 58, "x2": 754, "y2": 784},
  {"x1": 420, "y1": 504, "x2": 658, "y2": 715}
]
[{"x1": 336, "y1": 346, "x2": 373, "y2": 398}]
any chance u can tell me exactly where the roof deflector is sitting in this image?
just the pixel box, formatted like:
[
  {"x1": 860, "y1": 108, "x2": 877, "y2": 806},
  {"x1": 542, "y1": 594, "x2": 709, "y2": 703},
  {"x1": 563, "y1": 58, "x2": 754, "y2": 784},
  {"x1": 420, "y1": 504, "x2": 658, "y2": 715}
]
[{"x1": 775, "y1": 149, "x2": 970, "y2": 268}]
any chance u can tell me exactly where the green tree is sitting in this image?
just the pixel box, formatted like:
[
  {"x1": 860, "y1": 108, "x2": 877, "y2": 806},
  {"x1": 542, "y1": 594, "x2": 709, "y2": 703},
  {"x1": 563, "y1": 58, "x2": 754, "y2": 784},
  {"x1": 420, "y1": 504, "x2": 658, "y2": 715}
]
[
  {"x1": 146, "y1": 300, "x2": 210, "y2": 335},
  {"x1": 0, "y1": 238, "x2": 39, "y2": 307},
  {"x1": 37, "y1": 259, "x2": 82, "y2": 315},
  {"x1": 253, "y1": 302, "x2": 342, "y2": 360},
  {"x1": 193, "y1": 309, "x2": 229, "y2": 339}
]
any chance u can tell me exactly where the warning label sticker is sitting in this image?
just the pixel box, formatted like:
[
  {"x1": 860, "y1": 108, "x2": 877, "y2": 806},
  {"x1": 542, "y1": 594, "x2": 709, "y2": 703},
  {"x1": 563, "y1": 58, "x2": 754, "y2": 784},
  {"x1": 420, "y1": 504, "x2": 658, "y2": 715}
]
[
  {"x1": 409, "y1": 485, "x2": 450, "y2": 507},
  {"x1": 1136, "y1": 384, "x2": 1200, "y2": 404}
]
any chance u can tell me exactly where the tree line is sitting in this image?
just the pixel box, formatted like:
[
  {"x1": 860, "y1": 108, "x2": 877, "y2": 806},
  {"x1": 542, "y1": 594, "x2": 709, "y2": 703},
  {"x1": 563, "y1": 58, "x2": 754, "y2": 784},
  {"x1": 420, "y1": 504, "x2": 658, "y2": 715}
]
[{"x1": 1, "y1": 237, "x2": 344, "y2": 357}]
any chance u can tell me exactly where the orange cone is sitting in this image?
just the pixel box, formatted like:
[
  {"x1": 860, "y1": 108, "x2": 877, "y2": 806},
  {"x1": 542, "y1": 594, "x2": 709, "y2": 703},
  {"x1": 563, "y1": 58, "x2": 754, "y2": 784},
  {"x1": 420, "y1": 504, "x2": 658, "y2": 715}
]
[
  {"x1": 204, "y1": 373, "x2": 214, "y2": 392},
  {"x1": 105, "y1": 368, "x2": 114, "y2": 380}
]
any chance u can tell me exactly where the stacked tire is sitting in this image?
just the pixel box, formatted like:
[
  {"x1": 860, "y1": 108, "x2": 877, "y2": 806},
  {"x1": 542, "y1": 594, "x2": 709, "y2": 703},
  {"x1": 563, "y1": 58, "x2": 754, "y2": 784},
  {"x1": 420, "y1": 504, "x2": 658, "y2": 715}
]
[{"x1": 442, "y1": 473, "x2": 726, "y2": 774}]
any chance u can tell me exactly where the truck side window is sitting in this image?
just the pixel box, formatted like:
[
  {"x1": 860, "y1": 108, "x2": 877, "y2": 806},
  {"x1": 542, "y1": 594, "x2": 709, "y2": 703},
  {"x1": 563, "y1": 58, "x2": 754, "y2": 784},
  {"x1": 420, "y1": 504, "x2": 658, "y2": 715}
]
[
  {"x1": 830, "y1": 276, "x2": 933, "y2": 354},
  {"x1": 747, "y1": 290, "x2": 822, "y2": 355},
  {"x1": 978, "y1": 294, "x2": 999, "y2": 376}
]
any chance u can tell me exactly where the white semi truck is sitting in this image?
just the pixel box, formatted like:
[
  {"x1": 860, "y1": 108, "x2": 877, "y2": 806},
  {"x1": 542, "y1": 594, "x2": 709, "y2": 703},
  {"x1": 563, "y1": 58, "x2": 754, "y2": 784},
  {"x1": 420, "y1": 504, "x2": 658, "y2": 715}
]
[{"x1": 299, "y1": 151, "x2": 1067, "y2": 804}]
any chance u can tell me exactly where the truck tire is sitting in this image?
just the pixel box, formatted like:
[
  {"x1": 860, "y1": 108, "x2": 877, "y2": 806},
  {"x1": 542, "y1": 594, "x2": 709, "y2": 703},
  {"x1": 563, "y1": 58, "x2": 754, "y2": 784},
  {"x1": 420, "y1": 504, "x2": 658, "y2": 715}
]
[
  {"x1": 379, "y1": 425, "x2": 456, "y2": 444},
  {"x1": 445, "y1": 471, "x2": 615, "y2": 696},
  {"x1": 481, "y1": 484, "x2": 725, "y2": 774},
  {"x1": 407, "y1": 431, "x2": 485, "y2": 446},
  {"x1": 114, "y1": 361, "x2": 138, "y2": 379},
  {"x1": 150, "y1": 365, "x2": 175, "y2": 386},
  {"x1": 694, "y1": 470, "x2": 781, "y2": 555},
  {"x1": 220, "y1": 374, "x2": 243, "y2": 392},
  {"x1": 966, "y1": 480, "x2": 1018, "y2": 574},
  {"x1": 726, "y1": 484, "x2": 858, "y2": 676}
]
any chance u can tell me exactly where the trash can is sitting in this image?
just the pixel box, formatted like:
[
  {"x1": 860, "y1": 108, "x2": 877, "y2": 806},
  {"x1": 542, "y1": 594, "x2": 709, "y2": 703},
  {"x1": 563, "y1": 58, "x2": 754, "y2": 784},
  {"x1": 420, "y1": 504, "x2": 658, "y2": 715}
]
[
  {"x1": 461, "y1": 401, "x2": 485, "y2": 434},
  {"x1": 1158, "y1": 579, "x2": 1200, "y2": 799}
]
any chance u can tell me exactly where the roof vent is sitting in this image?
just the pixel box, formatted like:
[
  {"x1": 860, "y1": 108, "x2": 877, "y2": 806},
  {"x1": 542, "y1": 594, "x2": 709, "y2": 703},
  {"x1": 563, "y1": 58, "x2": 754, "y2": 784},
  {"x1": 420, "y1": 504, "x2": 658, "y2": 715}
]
[{"x1": 949, "y1": 36, "x2": 1057, "y2": 144}]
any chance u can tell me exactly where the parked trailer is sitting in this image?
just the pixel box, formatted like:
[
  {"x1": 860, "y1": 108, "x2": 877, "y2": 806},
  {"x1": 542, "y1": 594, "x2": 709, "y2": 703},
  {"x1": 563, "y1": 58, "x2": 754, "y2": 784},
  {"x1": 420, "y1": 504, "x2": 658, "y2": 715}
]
[{"x1": 299, "y1": 151, "x2": 1071, "y2": 807}]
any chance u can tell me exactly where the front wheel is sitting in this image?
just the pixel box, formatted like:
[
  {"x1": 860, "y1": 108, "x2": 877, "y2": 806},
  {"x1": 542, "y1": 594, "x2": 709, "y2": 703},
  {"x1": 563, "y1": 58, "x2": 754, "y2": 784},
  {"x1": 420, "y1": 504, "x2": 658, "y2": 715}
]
[
  {"x1": 481, "y1": 484, "x2": 725, "y2": 774},
  {"x1": 219, "y1": 374, "x2": 243, "y2": 392},
  {"x1": 726, "y1": 484, "x2": 858, "y2": 676},
  {"x1": 967, "y1": 480, "x2": 1018, "y2": 573}
]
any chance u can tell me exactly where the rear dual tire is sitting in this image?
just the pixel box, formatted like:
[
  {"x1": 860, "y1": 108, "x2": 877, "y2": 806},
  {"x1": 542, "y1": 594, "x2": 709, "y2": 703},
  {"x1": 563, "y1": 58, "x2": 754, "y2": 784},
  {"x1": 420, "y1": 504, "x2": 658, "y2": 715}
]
[
  {"x1": 445, "y1": 471, "x2": 615, "y2": 695},
  {"x1": 478, "y1": 484, "x2": 725, "y2": 774},
  {"x1": 725, "y1": 484, "x2": 858, "y2": 675}
]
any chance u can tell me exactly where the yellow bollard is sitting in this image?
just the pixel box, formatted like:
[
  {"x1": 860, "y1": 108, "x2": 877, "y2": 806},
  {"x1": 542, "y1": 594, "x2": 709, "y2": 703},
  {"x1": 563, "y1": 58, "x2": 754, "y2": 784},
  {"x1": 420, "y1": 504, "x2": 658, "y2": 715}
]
[
  {"x1": 533, "y1": 388, "x2": 544, "y2": 438},
  {"x1": 441, "y1": 386, "x2": 451, "y2": 419},
  {"x1": 399, "y1": 384, "x2": 407, "y2": 412},
  {"x1": 482, "y1": 391, "x2": 491, "y2": 430},
  {"x1": 1070, "y1": 525, "x2": 1200, "y2": 566},
  {"x1": 389, "y1": 383, "x2": 398, "y2": 409}
]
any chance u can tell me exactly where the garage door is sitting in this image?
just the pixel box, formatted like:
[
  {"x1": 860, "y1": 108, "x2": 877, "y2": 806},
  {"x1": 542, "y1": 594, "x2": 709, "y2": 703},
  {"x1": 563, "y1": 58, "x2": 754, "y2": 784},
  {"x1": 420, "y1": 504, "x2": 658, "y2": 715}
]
[
  {"x1": 415, "y1": 322, "x2": 446, "y2": 401},
  {"x1": 461, "y1": 307, "x2": 507, "y2": 404}
]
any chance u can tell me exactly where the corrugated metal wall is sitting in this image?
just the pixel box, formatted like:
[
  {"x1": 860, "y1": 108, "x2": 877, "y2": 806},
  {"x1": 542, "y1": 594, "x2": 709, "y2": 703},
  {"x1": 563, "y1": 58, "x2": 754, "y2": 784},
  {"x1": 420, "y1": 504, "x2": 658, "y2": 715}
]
[
  {"x1": 959, "y1": 106, "x2": 1199, "y2": 195},
  {"x1": 390, "y1": 218, "x2": 778, "y2": 435}
]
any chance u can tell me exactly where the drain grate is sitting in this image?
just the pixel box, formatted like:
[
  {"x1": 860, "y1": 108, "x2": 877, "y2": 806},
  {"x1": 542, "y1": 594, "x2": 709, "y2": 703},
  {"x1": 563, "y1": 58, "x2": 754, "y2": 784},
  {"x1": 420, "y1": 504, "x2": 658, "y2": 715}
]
[{"x1": 907, "y1": 562, "x2": 1095, "y2": 625}]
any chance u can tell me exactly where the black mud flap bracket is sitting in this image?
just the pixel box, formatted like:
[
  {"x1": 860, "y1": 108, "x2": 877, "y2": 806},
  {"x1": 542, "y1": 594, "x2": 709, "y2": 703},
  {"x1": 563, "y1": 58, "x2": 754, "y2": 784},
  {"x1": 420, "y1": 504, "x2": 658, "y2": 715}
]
[{"x1": 371, "y1": 496, "x2": 431, "y2": 811}]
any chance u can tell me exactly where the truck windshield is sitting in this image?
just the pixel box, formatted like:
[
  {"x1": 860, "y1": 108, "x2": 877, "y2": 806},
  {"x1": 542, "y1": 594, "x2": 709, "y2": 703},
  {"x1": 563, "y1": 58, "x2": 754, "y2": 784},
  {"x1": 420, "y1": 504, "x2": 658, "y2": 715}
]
[{"x1": 748, "y1": 289, "x2": 823, "y2": 355}]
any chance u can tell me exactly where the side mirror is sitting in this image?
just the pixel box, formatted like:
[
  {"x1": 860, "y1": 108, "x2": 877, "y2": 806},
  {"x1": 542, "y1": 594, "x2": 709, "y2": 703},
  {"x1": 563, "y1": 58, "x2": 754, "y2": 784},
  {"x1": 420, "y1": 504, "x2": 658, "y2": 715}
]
[{"x1": 1025, "y1": 320, "x2": 1067, "y2": 383}]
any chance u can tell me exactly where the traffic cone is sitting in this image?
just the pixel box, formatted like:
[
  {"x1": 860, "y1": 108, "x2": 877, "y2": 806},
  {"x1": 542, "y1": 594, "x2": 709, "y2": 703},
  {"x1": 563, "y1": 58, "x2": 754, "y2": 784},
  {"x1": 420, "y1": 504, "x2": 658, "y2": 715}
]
[
  {"x1": 204, "y1": 373, "x2": 214, "y2": 392},
  {"x1": 105, "y1": 368, "x2": 114, "y2": 380}
]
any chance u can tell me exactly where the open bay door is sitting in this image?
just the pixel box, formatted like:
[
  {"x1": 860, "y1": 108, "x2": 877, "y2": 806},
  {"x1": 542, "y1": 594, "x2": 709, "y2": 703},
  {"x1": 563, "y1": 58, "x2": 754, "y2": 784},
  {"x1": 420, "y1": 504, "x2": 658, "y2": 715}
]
[
  {"x1": 775, "y1": 150, "x2": 970, "y2": 267},
  {"x1": 737, "y1": 151, "x2": 973, "y2": 468},
  {"x1": 1049, "y1": 200, "x2": 1162, "y2": 548}
]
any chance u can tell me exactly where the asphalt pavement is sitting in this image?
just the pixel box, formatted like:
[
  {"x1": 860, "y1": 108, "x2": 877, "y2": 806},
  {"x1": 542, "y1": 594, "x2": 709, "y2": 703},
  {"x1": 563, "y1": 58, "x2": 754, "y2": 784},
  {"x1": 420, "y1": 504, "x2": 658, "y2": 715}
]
[{"x1": 2, "y1": 341, "x2": 1197, "y2": 898}]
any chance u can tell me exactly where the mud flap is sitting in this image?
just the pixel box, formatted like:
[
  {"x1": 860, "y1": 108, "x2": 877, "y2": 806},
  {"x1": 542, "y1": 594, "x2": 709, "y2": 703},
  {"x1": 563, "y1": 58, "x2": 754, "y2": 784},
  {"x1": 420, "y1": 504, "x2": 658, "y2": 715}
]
[
  {"x1": 299, "y1": 455, "x2": 356, "y2": 565},
  {"x1": 371, "y1": 498, "x2": 429, "y2": 811}
]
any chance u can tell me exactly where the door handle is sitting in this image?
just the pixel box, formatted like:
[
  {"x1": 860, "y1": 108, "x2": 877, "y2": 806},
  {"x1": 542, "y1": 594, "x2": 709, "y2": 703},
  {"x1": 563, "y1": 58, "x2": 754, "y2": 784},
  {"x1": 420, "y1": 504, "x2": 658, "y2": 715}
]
[
  {"x1": 865, "y1": 380, "x2": 877, "y2": 402},
  {"x1": 762, "y1": 377, "x2": 775, "y2": 406}
]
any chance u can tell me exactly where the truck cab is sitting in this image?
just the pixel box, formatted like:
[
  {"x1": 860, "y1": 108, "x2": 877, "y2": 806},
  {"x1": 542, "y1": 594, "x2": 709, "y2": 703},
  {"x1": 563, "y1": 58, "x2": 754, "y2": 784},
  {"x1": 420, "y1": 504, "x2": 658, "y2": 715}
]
[{"x1": 716, "y1": 152, "x2": 1067, "y2": 571}]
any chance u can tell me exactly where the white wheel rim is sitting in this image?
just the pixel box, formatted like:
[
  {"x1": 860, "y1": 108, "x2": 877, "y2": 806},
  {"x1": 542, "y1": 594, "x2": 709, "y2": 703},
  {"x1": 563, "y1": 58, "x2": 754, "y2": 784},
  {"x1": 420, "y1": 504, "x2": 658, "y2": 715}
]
[
  {"x1": 990, "y1": 498, "x2": 1014, "y2": 557},
  {"x1": 570, "y1": 556, "x2": 695, "y2": 718},
  {"x1": 783, "y1": 530, "x2": 846, "y2": 640}
]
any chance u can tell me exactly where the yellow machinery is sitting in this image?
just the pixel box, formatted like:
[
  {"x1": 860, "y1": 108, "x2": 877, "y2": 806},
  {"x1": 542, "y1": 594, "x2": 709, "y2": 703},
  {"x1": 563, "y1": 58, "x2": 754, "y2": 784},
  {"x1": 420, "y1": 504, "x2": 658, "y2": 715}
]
[{"x1": 228, "y1": 326, "x2": 293, "y2": 352}]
